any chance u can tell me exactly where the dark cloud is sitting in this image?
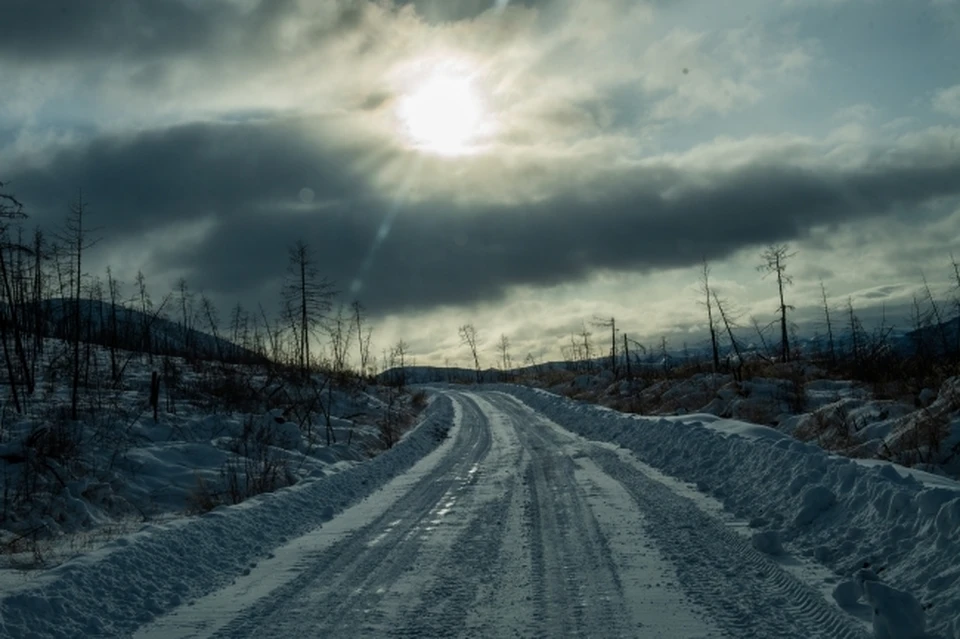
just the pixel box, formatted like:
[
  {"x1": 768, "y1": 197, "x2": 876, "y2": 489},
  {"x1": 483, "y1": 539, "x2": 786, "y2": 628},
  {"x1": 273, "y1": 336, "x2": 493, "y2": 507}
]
[
  {"x1": 0, "y1": 0, "x2": 361, "y2": 64},
  {"x1": 3, "y1": 119, "x2": 960, "y2": 316}
]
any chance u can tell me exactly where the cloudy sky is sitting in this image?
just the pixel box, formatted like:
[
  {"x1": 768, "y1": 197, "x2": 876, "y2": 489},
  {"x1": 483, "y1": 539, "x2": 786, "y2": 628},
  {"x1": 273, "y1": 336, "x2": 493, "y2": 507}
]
[{"x1": 2, "y1": 0, "x2": 960, "y2": 368}]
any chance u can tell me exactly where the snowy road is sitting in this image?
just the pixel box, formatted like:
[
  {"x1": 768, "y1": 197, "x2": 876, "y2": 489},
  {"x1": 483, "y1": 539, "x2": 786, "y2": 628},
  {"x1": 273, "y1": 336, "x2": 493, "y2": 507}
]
[{"x1": 138, "y1": 390, "x2": 869, "y2": 638}]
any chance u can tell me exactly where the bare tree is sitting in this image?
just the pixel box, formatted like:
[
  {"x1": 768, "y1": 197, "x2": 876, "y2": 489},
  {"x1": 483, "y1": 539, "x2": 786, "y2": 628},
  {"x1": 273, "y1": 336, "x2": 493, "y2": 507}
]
[
  {"x1": 847, "y1": 297, "x2": 865, "y2": 364},
  {"x1": 392, "y1": 339, "x2": 409, "y2": 389},
  {"x1": 175, "y1": 277, "x2": 194, "y2": 355},
  {"x1": 327, "y1": 304, "x2": 354, "y2": 380},
  {"x1": 199, "y1": 293, "x2": 224, "y2": 363},
  {"x1": 699, "y1": 260, "x2": 721, "y2": 372},
  {"x1": 105, "y1": 267, "x2": 121, "y2": 381},
  {"x1": 283, "y1": 241, "x2": 334, "y2": 379},
  {"x1": 60, "y1": 189, "x2": 100, "y2": 420},
  {"x1": 496, "y1": 333, "x2": 512, "y2": 377},
  {"x1": 135, "y1": 270, "x2": 153, "y2": 359},
  {"x1": 0, "y1": 182, "x2": 27, "y2": 411},
  {"x1": 352, "y1": 301, "x2": 372, "y2": 377},
  {"x1": 713, "y1": 291, "x2": 744, "y2": 371},
  {"x1": 459, "y1": 323, "x2": 481, "y2": 382},
  {"x1": 758, "y1": 244, "x2": 796, "y2": 363},
  {"x1": 920, "y1": 271, "x2": 950, "y2": 358},
  {"x1": 820, "y1": 280, "x2": 837, "y2": 366},
  {"x1": 592, "y1": 316, "x2": 618, "y2": 377},
  {"x1": 658, "y1": 336, "x2": 671, "y2": 375},
  {"x1": 951, "y1": 253, "x2": 960, "y2": 356},
  {"x1": 750, "y1": 316, "x2": 774, "y2": 361},
  {"x1": 579, "y1": 322, "x2": 593, "y2": 370}
]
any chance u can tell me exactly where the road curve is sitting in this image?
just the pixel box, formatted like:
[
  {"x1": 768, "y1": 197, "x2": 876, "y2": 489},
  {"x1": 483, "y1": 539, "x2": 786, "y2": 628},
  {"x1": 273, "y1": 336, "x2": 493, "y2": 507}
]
[{"x1": 137, "y1": 389, "x2": 869, "y2": 639}]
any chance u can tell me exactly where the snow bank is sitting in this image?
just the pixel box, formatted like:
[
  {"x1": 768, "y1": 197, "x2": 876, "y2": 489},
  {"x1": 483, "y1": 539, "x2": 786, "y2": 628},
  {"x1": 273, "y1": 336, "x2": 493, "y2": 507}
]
[
  {"x1": 0, "y1": 395, "x2": 454, "y2": 638},
  {"x1": 494, "y1": 385, "x2": 960, "y2": 639}
]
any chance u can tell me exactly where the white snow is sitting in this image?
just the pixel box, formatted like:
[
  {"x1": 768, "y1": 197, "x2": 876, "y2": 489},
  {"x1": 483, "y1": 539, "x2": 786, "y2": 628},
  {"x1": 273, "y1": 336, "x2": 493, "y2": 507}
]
[
  {"x1": 752, "y1": 529, "x2": 784, "y2": 555},
  {"x1": 5, "y1": 380, "x2": 959, "y2": 638},
  {"x1": 0, "y1": 396, "x2": 454, "y2": 638},
  {"x1": 492, "y1": 383, "x2": 959, "y2": 638}
]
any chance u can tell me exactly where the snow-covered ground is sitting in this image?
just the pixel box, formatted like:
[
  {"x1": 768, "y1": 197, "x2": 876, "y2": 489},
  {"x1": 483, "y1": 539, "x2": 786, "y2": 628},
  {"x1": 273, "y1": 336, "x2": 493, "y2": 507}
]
[
  {"x1": 0, "y1": 394, "x2": 453, "y2": 637},
  {"x1": 546, "y1": 367, "x2": 960, "y2": 479},
  {"x1": 0, "y1": 344, "x2": 423, "y2": 572},
  {"x1": 497, "y1": 384, "x2": 959, "y2": 639},
  {"x1": 3, "y1": 386, "x2": 954, "y2": 638}
]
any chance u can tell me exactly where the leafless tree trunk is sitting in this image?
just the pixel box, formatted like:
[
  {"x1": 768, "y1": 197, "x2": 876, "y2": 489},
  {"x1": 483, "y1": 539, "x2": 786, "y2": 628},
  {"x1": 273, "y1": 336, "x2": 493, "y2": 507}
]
[
  {"x1": 392, "y1": 339, "x2": 409, "y2": 389},
  {"x1": 713, "y1": 291, "x2": 744, "y2": 366},
  {"x1": 750, "y1": 316, "x2": 773, "y2": 361},
  {"x1": 497, "y1": 333, "x2": 512, "y2": 378},
  {"x1": 327, "y1": 304, "x2": 354, "y2": 381},
  {"x1": 61, "y1": 189, "x2": 99, "y2": 420},
  {"x1": 283, "y1": 241, "x2": 334, "y2": 380},
  {"x1": 352, "y1": 301, "x2": 372, "y2": 377},
  {"x1": 700, "y1": 260, "x2": 721, "y2": 372},
  {"x1": 135, "y1": 270, "x2": 154, "y2": 362},
  {"x1": 622, "y1": 333, "x2": 631, "y2": 380},
  {"x1": 459, "y1": 323, "x2": 481, "y2": 382},
  {"x1": 920, "y1": 271, "x2": 950, "y2": 358},
  {"x1": 758, "y1": 244, "x2": 796, "y2": 363},
  {"x1": 819, "y1": 280, "x2": 837, "y2": 366}
]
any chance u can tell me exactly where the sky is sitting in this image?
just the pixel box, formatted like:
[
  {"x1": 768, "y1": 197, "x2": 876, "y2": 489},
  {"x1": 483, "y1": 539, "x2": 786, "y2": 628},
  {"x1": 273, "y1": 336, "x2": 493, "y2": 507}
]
[{"x1": 2, "y1": 0, "x2": 960, "y2": 368}]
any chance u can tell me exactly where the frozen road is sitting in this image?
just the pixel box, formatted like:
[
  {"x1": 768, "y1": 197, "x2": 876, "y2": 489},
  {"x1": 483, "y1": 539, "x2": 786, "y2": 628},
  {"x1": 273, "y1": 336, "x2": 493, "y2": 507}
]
[{"x1": 138, "y1": 390, "x2": 868, "y2": 638}]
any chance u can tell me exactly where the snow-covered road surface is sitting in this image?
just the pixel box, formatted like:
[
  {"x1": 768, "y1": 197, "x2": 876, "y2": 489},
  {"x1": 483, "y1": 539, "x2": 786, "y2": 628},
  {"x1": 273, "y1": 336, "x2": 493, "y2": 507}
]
[{"x1": 137, "y1": 390, "x2": 868, "y2": 639}]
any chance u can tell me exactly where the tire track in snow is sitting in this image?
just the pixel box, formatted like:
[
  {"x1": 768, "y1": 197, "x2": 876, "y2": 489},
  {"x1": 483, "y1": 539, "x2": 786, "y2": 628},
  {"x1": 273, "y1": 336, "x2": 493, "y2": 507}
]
[
  {"x1": 495, "y1": 394, "x2": 636, "y2": 639},
  {"x1": 590, "y1": 446, "x2": 868, "y2": 639},
  {"x1": 493, "y1": 392, "x2": 869, "y2": 639},
  {"x1": 206, "y1": 393, "x2": 493, "y2": 638}
]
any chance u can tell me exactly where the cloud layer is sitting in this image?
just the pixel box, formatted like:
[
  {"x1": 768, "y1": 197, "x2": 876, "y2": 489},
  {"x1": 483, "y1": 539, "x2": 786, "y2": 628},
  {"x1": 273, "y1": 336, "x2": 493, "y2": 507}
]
[{"x1": 3, "y1": 0, "x2": 960, "y2": 362}]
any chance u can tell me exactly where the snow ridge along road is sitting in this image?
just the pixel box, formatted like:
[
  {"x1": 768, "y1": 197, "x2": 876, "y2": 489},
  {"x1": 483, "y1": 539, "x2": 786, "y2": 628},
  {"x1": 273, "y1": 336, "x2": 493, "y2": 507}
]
[{"x1": 138, "y1": 389, "x2": 869, "y2": 639}]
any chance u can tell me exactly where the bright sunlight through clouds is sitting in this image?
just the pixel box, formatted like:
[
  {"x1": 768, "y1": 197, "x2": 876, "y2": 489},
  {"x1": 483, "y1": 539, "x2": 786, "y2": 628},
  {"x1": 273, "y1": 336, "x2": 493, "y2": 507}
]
[{"x1": 396, "y1": 65, "x2": 488, "y2": 156}]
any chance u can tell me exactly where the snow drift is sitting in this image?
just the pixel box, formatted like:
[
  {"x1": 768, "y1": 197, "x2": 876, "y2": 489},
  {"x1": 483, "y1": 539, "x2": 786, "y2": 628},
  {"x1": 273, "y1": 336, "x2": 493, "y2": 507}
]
[
  {"x1": 0, "y1": 396, "x2": 454, "y2": 638},
  {"x1": 495, "y1": 384, "x2": 960, "y2": 639}
]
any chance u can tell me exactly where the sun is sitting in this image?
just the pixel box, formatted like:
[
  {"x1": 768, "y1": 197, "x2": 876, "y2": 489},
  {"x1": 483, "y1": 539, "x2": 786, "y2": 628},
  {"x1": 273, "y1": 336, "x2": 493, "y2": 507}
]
[{"x1": 397, "y1": 70, "x2": 484, "y2": 156}]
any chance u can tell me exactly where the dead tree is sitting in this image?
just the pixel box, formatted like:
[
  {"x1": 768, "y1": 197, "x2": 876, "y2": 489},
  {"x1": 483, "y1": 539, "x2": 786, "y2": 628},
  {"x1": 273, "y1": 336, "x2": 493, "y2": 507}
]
[
  {"x1": 0, "y1": 182, "x2": 26, "y2": 411},
  {"x1": 459, "y1": 324, "x2": 481, "y2": 382},
  {"x1": 326, "y1": 304, "x2": 354, "y2": 381},
  {"x1": 282, "y1": 241, "x2": 334, "y2": 379},
  {"x1": 592, "y1": 316, "x2": 618, "y2": 377},
  {"x1": 820, "y1": 280, "x2": 837, "y2": 367},
  {"x1": 135, "y1": 270, "x2": 154, "y2": 361},
  {"x1": 352, "y1": 301, "x2": 372, "y2": 377},
  {"x1": 60, "y1": 189, "x2": 100, "y2": 420},
  {"x1": 106, "y1": 267, "x2": 121, "y2": 381},
  {"x1": 758, "y1": 244, "x2": 796, "y2": 363},
  {"x1": 920, "y1": 271, "x2": 950, "y2": 358},
  {"x1": 496, "y1": 333, "x2": 512, "y2": 378},
  {"x1": 622, "y1": 333, "x2": 631, "y2": 379},
  {"x1": 699, "y1": 260, "x2": 721, "y2": 372},
  {"x1": 713, "y1": 291, "x2": 744, "y2": 379},
  {"x1": 579, "y1": 322, "x2": 593, "y2": 370},
  {"x1": 750, "y1": 316, "x2": 774, "y2": 362}
]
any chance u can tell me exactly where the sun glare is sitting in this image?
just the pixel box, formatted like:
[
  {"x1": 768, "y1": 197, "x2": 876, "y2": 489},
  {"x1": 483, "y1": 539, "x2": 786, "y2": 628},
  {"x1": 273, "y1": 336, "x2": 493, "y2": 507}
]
[{"x1": 397, "y1": 70, "x2": 484, "y2": 156}]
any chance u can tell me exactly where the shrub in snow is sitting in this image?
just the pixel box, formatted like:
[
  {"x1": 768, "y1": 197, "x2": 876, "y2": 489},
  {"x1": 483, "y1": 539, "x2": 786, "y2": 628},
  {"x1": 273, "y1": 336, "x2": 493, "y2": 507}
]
[{"x1": 751, "y1": 529, "x2": 783, "y2": 555}]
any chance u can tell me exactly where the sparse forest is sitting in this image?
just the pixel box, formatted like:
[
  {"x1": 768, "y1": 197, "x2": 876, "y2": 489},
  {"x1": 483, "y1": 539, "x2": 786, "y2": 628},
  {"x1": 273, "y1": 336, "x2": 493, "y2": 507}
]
[
  {"x1": 437, "y1": 242, "x2": 960, "y2": 479},
  {"x1": 0, "y1": 180, "x2": 427, "y2": 566}
]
